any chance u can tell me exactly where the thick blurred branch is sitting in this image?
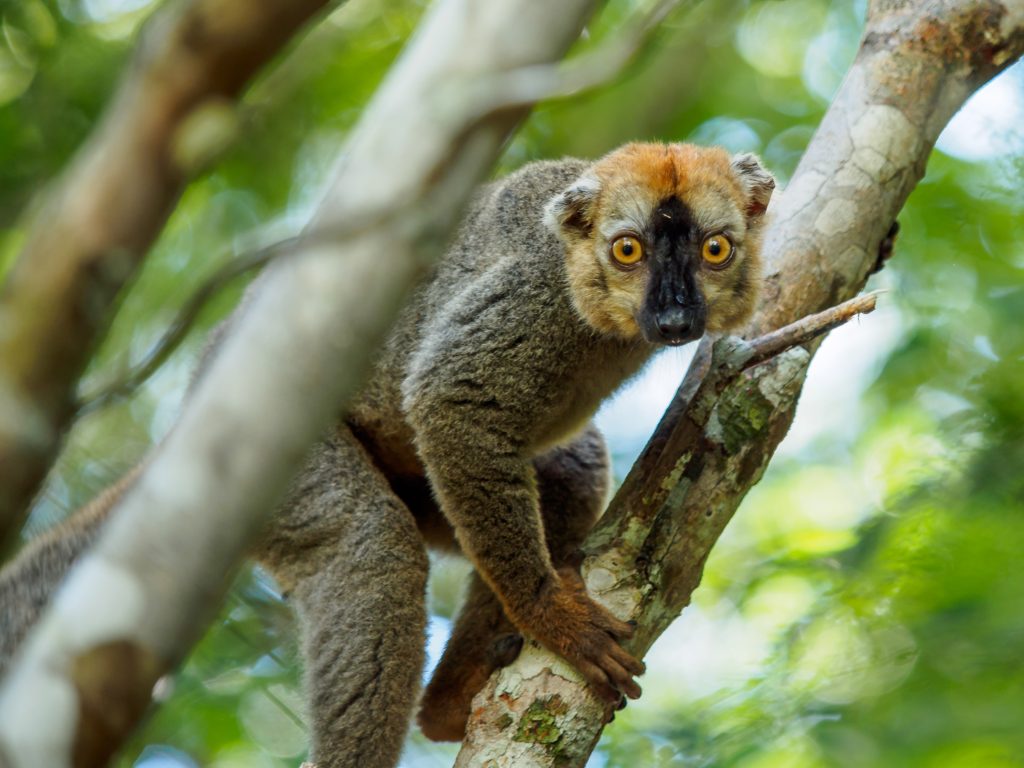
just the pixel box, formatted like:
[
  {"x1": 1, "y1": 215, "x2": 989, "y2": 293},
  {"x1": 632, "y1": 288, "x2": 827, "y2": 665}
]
[
  {"x1": 0, "y1": 0, "x2": 600, "y2": 766},
  {"x1": 0, "y1": 0, "x2": 334, "y2": 552},
  {"x1": 457, "y1": 1, "x2": 1024, "y2": 765}
]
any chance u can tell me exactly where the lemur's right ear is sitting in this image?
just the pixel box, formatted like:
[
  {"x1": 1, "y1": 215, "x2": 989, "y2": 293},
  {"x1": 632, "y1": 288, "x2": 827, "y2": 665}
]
[
  {"x1": 730, "y1": 152, "x2": 775, "y2": 220},
  {"x1": 543, "y1": 175, "x2": 600, "y2": 239}
]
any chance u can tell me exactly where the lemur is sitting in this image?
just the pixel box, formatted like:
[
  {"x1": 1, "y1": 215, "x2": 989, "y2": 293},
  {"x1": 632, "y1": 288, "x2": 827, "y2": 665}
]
[{"x1": 0, "y1": 142, "x2": 774, "y2": 768}]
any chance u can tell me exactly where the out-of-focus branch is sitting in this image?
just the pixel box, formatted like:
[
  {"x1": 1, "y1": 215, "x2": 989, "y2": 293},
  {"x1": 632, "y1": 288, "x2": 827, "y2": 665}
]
[
  {"x1": 0, "y1": 0, "x2": 600, "y2": 765},
  {"x1": 0, "y1": 0, "x2": 335, "y2": 552},
  {"x1": 456, "y1": 0, "x2": 682, "y2": 120},
  {"x1": 75, "y1": 236, "x2": 302, "y2": 415},
  {"x1": 458, "y1": 2, "x2": 1024, "y2": 765}
]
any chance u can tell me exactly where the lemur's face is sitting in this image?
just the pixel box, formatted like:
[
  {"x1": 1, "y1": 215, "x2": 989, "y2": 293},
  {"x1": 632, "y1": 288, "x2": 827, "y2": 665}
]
[{"x1": 546, "y1": 143, "x2": 774, "y2": 344}]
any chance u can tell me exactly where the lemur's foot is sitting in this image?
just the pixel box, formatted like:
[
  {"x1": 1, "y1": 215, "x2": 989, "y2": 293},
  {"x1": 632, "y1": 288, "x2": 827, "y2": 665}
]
[{"x1": 418, "y1": 633, "x2": 523, "y2": 742}]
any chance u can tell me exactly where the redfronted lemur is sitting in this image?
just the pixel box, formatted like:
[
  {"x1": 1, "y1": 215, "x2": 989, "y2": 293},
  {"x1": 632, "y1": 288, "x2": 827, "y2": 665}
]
[{"x1": 0, "y1": 142, "x2": 774, "y2": 768}]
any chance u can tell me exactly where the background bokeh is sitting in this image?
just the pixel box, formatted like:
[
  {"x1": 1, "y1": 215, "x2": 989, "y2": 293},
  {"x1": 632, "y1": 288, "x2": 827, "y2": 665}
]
[{"x1": 3, "y1": 0, "x2": 1022, "y2": 766}]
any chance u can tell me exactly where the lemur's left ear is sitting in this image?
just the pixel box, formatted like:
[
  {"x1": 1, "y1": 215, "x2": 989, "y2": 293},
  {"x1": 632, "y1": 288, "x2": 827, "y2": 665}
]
[
  {"x1": 731, "y1": 153, "x2": 775, "y2": 219},
  {"x1": 544, "y1": 175, "x2": 600, "y2": 239}
]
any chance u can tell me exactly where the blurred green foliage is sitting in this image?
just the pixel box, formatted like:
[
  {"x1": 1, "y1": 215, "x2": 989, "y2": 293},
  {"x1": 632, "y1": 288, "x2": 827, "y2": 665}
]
[{"x1": 2, "y1": 0, "x2": 1022, "y2": 766}]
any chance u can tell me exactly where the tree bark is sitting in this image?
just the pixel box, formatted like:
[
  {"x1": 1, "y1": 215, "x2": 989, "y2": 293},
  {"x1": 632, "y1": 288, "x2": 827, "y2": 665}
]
[
  {"x1": 456, "y1": 2, "x2": 1024, "y2": 766},
  {"x1": 0, "y1": 0, "x2": 335, "y2": 552},
  {"x1": 0, "y1": 1, "x2": 599, "y2": 766}
]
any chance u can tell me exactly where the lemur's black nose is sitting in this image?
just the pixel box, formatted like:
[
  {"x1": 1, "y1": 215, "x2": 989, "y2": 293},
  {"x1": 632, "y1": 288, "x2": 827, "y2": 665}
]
[{"x1": 656, "y1": 307, "x2": 695, "y2": 343}]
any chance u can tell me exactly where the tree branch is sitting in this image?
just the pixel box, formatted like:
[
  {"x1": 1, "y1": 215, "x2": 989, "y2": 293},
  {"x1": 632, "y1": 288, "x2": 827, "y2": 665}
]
[
  {"x1": 456, "y1": 0, "x2": 683, "y2": 121},
  {"x1": 457, "y1": 1, "x2": 1024, "y2": 765},
  {"x1": 0, "y1": 0, "x2": 335, "y2": 552},
  {"x1": 453, "y1": 298, "x2": 873, "y2": 768},
  {"x1": 75, "y1": 236, "x2": 302, "y2": 415},
  {"x1": 742, "y1": 290, "x2": 881, "y2": 370}
]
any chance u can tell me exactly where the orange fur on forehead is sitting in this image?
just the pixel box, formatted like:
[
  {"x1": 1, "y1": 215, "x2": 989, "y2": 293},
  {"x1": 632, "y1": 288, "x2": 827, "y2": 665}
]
[{"x1": 590, "y1": 142, "x2": 744, "y2": 204}]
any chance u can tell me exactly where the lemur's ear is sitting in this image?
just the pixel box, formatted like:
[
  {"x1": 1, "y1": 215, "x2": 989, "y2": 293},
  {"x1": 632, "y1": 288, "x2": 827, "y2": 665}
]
[
  {"x1": 730, "y1": 153, "x2": 775, "y2": 220},
  {"x1": 544, "y1": 175, "x2": 600, "y2": 238}
]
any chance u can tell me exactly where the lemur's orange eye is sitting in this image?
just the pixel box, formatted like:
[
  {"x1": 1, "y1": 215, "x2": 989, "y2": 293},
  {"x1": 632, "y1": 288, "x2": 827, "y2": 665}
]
[
  {"x1": 611, "y1": 235, "x2": 644, "y2": 266},
  {"x1": 701, "y1": 234, "x2": 734, "y2": 268}
]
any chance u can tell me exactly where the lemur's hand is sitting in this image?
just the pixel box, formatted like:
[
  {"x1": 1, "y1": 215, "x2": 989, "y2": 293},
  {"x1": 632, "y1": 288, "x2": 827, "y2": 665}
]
[{"x1": 519, "y1": 566, "x2": 644, "y2": 703}]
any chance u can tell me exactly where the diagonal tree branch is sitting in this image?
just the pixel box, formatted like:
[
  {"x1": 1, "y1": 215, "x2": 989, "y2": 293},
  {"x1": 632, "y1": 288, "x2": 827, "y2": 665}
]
[
  {"x1": 0, "y1": 0, "x2": 335, "y2": 552},
  {"x1": 455, "y1": 291, "x2": 881, "y2": 768},
  {"x1": 457, "y1": 2, "x2": 1024, "y2": 765}
]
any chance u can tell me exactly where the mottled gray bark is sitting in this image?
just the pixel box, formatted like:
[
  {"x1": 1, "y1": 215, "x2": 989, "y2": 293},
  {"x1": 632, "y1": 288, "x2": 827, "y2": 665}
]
[
  {"x1": 0, "y1": 1, "x2": 599, "y2": 766},
  {"x1": 456, "y1": 2, "x2": 1024, "y2": 766}
]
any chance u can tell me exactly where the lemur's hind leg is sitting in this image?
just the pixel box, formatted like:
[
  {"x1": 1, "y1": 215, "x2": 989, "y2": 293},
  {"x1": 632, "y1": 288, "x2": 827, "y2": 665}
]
[
  {"x1": 417, "y1": 424, "x2": 610, "y2": 742},
  {"x1": 256, "y1": 425, "x2": 429, "y2": 768}
]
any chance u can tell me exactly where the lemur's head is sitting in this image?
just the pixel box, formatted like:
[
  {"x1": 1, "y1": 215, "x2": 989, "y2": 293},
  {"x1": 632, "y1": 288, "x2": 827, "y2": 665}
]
[{"x1": 544, "y1": 142, "x2": 774, "y2": 345}]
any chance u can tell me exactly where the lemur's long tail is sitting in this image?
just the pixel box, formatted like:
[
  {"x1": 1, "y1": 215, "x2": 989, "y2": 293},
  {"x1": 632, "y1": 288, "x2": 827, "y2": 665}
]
[{"x1": 0, "y1": 463, "x2": 144, "y2": 675}]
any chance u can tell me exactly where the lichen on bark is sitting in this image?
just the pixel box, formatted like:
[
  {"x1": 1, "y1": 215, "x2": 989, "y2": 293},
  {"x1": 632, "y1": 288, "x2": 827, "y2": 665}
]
[{"x1": 512, "y1": 696, "x2": 569, "y2": 745}]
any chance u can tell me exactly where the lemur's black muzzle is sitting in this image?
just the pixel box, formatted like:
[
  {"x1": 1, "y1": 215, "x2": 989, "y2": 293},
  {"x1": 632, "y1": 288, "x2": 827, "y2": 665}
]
[
  {"x1": 652, "y1": 303, "x2": 705, "y2": 346},
  {"x1": 640, "y1": 195, "x2": 708, "y2": 346}
]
